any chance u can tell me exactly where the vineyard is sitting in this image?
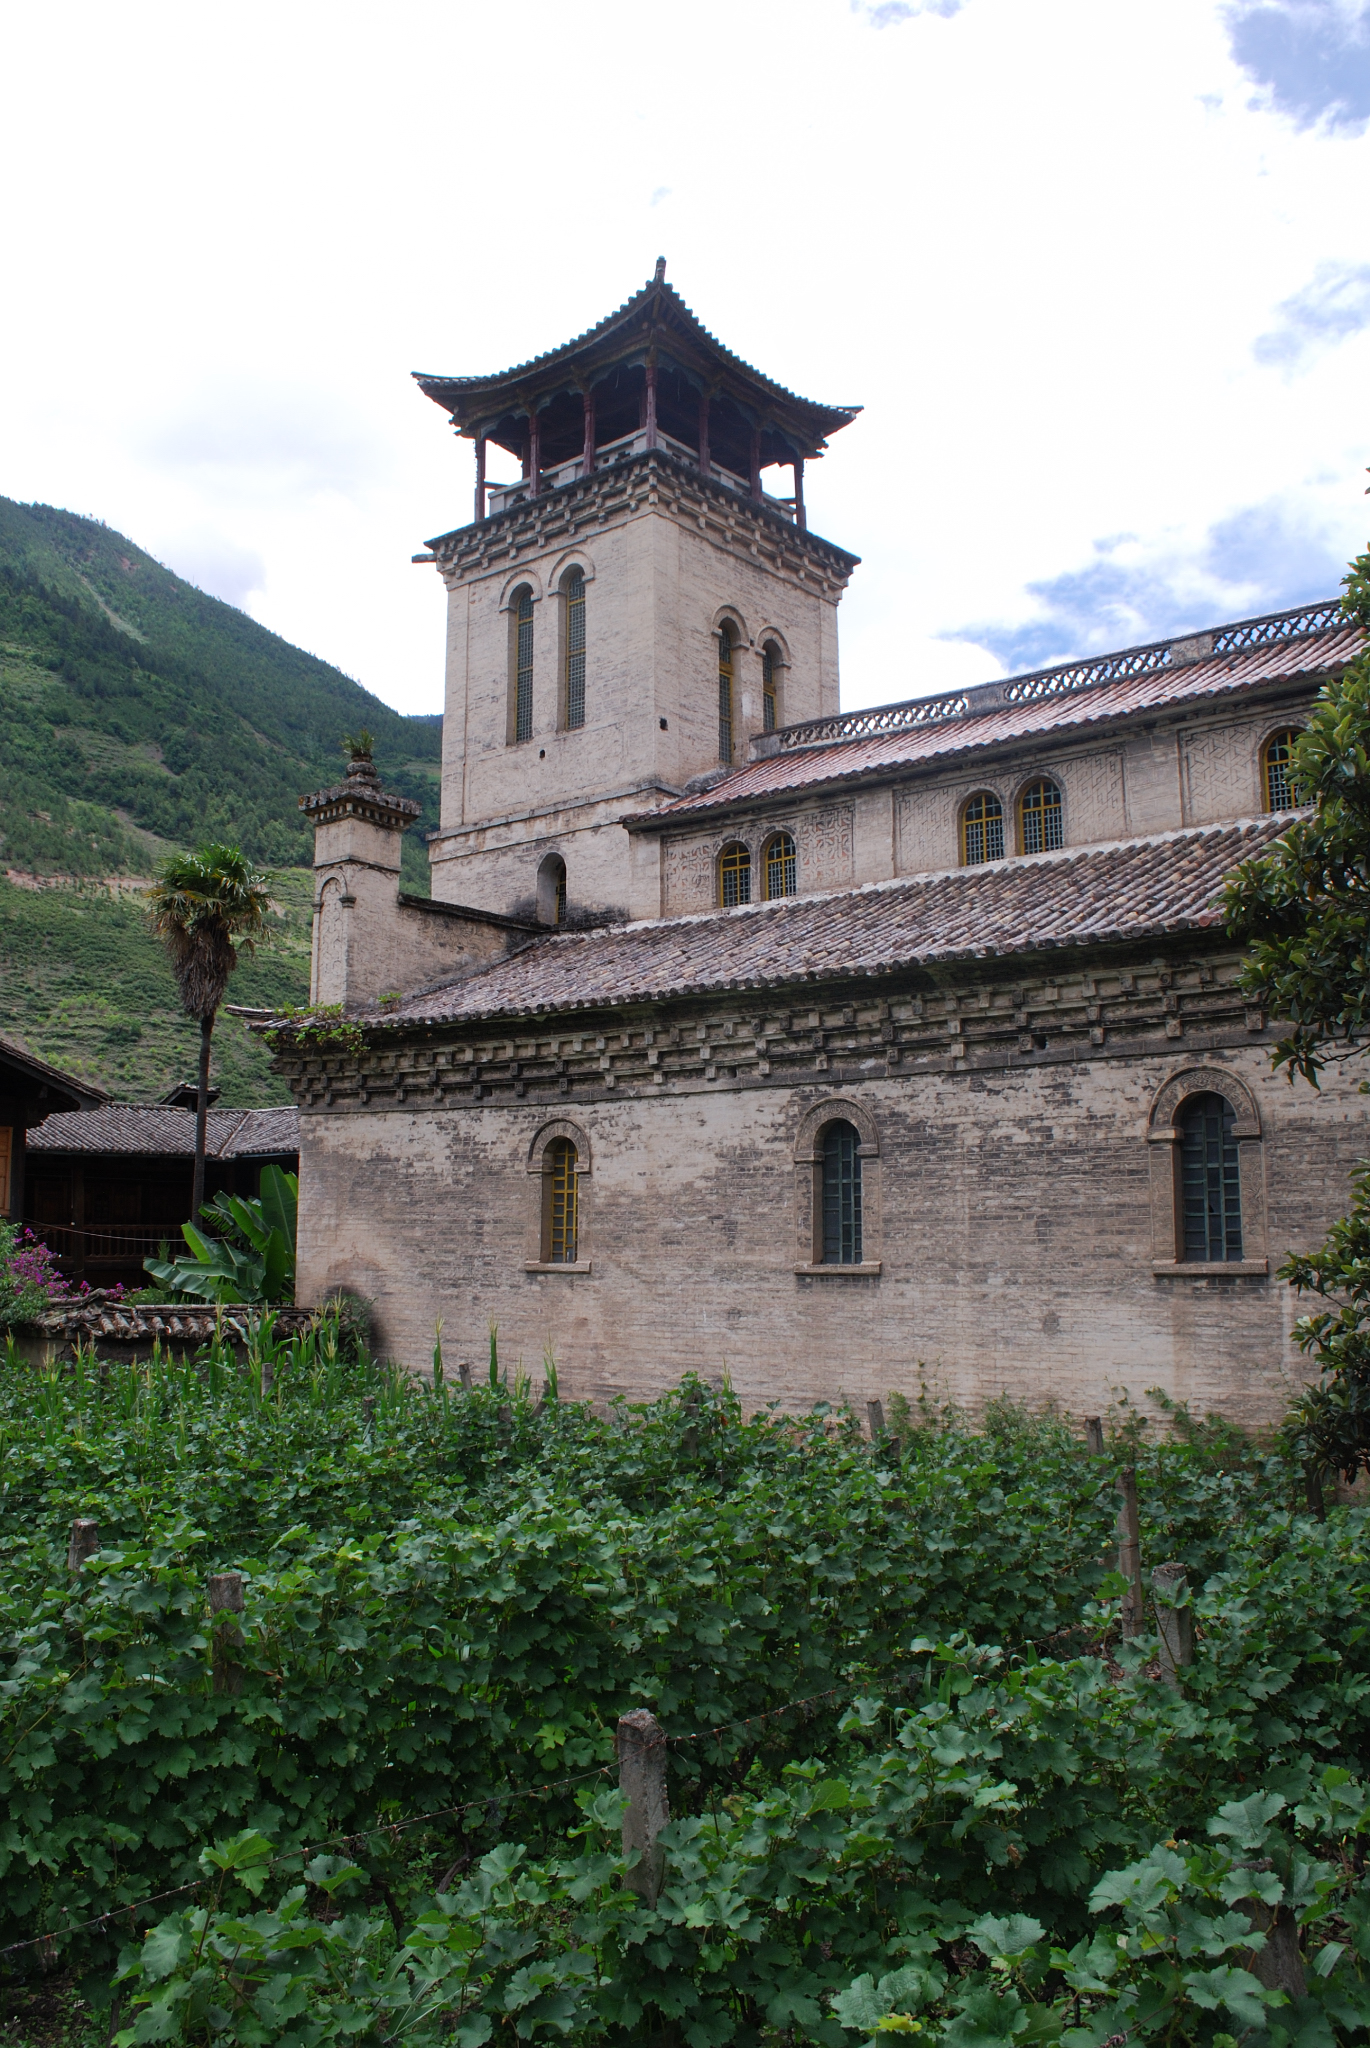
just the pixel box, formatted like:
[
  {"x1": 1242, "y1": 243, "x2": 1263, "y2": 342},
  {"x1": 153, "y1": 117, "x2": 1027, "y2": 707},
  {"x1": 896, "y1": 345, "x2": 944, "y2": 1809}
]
[{"x1": 1, "y1": 1325, "x2": 1368, "y2": 2048}]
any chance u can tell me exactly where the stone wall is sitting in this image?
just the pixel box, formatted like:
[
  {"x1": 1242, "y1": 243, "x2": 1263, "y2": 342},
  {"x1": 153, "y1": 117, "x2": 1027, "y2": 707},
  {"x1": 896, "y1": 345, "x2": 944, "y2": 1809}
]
[
  {"x1": 286, "y1": 938, "x2": 1366, "y2": 1423},
  {"x1": 426, "y1": 452, "x2": 854, "y2": 921}
]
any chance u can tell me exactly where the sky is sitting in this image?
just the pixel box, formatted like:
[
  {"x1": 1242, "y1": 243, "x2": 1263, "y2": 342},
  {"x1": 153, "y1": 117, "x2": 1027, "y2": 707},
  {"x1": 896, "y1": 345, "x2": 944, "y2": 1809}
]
[{"x1": 2, "y1": 0, "x2": 1367, "y2": 716}]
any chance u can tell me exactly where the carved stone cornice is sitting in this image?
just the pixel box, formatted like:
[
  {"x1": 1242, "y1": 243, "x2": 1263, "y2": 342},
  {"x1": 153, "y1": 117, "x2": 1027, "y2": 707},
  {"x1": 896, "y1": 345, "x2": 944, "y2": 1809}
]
[
  {"x1": 271, "y1": 939, "x2": 1277, "y2": 1114},
  {"x1": 299, "y1": 759, "x2": 421, "y2": 834},
  {"x1": 424, "y1": 448, "x2": 860, "y2": 603}
]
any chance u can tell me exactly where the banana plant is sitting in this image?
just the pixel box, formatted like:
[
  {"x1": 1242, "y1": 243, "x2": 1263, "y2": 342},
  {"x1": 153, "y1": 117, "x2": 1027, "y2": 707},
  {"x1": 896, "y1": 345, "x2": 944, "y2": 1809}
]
[{"x1": 144, "y1": 1166, "x2": 297, "y2": 1304}]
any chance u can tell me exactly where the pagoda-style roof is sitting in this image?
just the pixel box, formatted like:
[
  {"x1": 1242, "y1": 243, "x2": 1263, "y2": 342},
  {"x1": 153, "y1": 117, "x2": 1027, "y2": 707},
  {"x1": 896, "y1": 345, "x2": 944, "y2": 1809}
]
[{"x1": 413, "y1": 264, "x2": 861, "y2": 478}]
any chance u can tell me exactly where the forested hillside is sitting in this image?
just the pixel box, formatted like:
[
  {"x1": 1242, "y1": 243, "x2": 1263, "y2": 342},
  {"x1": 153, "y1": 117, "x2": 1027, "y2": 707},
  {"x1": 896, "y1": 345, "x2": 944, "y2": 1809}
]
[
  {"x1": 0, "y1": 496, "x2": 441, "y2": 883},
  {"x1": 0, "y1": 496, "x2": 444, "y2": 1100}
]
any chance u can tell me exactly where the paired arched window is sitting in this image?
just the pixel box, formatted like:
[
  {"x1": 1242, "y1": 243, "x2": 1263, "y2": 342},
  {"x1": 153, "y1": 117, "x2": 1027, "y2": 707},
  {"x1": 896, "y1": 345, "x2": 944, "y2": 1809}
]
[
  {"x1": 563, "y1": 571, "x2": 586, "y2": 730},
  {"x1": 512, "y1": 586, "x2": 535, "y2": 745},
  {"x1": 543, "y1": 1138, "x2": 579, "y2": 1263},
  {"x1": 820, "y1": 1120, "x2": 863, "y2": 1265},
  {"x1": 718, "y1": 624, "x2": 735, "y2": 764},
  {"x1": 1019, "y1": 779, "x2": 1063, "y2": 855},
  {"x1": 764, "y1": 832, "x2": 797, "y2": 899},
  {"x1": 1179, "y1": 1093, "x2": 1243, "y2": 1262},
  {"x1": 762, "y1": 641, "x2": 781, "y2": 733},
  {"x1": 962, "y1": 791, "x2": 1004, "y2": 866},
  {"x1": 1263, "y1": 729, "x2": 1303, "y2": 813},
  {"x1": 719, "y1": 841, "x2": 751, "y2": 906}
]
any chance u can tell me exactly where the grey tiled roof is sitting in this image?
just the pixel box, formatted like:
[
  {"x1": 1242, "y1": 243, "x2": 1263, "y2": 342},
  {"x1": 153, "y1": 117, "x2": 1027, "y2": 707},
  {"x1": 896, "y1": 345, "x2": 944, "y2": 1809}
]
[
  {"x1": 27, "y1": 1104, "x2": 299, "y2": 1158},
  {"x1": 363, "y1": 819, "x2": 1284, "y2": 1033}
]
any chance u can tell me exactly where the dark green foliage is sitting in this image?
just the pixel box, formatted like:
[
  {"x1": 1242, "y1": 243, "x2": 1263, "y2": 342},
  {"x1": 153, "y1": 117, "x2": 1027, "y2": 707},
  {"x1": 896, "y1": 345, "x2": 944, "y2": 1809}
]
[
  {"x1": 0, "y1": 496, "x2": 440, "y2": 882},
  {"x1": 1222, "y1": 541, "x2": 1370, "y2": 1482},
  {"x1": 3, "y1": 1344, "x2": 1367, "y2": 2047},
  {"x1": 1223, "y1": 544, "x2": 1370, "y2": 1089}
]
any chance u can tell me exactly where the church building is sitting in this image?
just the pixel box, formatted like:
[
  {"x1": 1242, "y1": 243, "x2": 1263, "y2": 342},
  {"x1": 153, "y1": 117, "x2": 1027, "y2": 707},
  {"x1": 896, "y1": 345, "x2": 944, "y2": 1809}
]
[{"x1": 275, "y1": 266, "x2": 1367, "y2": 1423}]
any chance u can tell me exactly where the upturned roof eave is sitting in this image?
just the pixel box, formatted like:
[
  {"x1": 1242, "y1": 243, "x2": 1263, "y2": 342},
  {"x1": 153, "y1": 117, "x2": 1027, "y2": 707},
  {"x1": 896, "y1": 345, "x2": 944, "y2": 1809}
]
[{"x1": 413, "y1": 275, "x2": 861, "y2": 451}]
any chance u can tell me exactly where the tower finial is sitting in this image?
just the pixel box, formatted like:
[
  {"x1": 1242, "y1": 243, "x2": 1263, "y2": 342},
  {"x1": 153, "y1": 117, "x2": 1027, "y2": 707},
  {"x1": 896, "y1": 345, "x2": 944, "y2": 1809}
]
[{"x1": 653, "y1": 256, "x2": 666, "y2": 284}]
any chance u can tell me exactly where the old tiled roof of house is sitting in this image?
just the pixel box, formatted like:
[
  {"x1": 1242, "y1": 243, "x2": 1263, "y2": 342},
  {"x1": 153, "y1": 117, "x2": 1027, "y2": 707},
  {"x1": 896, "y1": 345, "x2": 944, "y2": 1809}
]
[
  {"x1": 27, "y1": 1105, "x2": 299, "y2": 1157},
  {"x1": 635, "y1": 609, "x2": 1361, "y2": 827},
  {"x1": 365, "y1": 818, "x2": 1284, "y2": 1032}
]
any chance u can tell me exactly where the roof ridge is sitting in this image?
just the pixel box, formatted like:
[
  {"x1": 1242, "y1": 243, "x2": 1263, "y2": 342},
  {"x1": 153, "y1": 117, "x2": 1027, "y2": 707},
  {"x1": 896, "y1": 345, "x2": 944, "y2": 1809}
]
[{"x1": 363, "y1": 815, "x2": 1278, "y2": 1026}]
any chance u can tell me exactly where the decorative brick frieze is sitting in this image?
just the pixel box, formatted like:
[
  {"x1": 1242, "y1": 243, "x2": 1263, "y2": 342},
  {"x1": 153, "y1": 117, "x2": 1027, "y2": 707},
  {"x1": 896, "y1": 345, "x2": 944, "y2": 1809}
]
[
  {"x1": 274, "y1": 942, "x2": 1272, "y2": 1115},
  {"x1": 428, "y1": 449, "x2": 858, "y2": 607}
]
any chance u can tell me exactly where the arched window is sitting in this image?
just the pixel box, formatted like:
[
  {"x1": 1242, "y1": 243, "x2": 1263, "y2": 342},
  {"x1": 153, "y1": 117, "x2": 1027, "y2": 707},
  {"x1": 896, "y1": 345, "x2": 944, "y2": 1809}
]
[
  {"x1": 762, "y1": 641, "x2": 781, "y2": 733},
  {"x1": 537, "y1": 853, "x2": 567, "y2": 926},
  {"x1": 1019, "y1": 779, "x2": 1063, "y2": 855},
  {"x1": 962, "y1": 791, "x2": 1004, "y2": 865},
  {"x1": 764, "y1": 831, "x2": 797, "y2": 899},
  {"x1": 821, "y1": 1120, "x2": 863, "y2": 1265},
  {"x1": 718, "y1": 623, "x2": 735, "y2": 764},
  {"x1": 719, "y1": 842, "x2": 751, "y2": 906},
  {"x1": 563, "y1": 571, "x2": 586, "y2": 730},
  {"x1": 512, "y1": 586, "x2": 534, "y2": 745},
  {"x1": 1263, "y1": 729, "x2": 1303, "y2": 813},
  {"x1": 543, "y1": 1138, "x2": 579, "y2": 1263},
  {"x1": 1179, "y1": 1093, "x2": 1243, "y2": 1262}
]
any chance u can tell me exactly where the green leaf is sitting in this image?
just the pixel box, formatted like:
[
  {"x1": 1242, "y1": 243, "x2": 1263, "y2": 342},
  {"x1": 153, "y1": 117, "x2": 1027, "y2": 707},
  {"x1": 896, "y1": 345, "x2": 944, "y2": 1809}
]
[{"x1": 970, "y1": 1914, "x2": 1045, "y2": 1961}]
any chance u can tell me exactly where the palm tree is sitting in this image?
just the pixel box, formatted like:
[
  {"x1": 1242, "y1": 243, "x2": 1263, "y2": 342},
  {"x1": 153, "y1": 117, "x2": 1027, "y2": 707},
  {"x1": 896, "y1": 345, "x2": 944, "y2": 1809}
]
[{"x1": 148, "y1": 844, "x2": 272, "y2": 1223}]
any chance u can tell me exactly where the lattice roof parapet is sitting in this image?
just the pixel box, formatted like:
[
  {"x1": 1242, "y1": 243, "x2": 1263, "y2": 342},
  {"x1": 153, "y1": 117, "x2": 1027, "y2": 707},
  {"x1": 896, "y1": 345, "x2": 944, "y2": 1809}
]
[{"x1": 771, "y1": 598, "x2": 1350, "y2": 751}]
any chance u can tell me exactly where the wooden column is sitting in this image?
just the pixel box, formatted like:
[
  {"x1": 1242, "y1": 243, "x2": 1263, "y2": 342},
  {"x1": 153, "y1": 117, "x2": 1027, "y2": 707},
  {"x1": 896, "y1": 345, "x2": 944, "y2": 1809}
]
[
  {"x1": 698, "y1": 391, "x2": 711, "y2": 478},
  {"x1": 793, "y1": 457, "x2": 806, "y2": 530},
  {"x1": 617, "y1": 1708, "x2": 668, "y2": 1906},
  {"x1": 474, "y1": 437, "x2": 487, "y2": 523},
  {"x1": 581, "y1": 389, "x2": 596, "y2": 477},
  {"x1": 749, "y1": 426, "x2": 762, "y2": 502},
  {"x1": 644, "y1": 360, "x2": 658, "y2": 450},
  {"x1": 527, "y1": 410, "x2": 541, "y2": 497}
]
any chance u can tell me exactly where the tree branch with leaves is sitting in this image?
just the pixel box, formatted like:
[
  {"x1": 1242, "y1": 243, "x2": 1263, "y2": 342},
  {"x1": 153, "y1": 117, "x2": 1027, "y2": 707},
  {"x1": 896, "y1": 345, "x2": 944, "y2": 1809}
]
[{"x1": 1223, "y1": 539, "x2": 1370, "y2": 1479}]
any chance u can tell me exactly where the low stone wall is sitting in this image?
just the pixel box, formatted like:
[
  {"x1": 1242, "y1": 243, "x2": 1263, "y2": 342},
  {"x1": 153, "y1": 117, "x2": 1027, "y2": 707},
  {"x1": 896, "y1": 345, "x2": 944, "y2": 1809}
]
[{"x1": 10, "y1": 1291, "x2": 316, "y2": 1365}]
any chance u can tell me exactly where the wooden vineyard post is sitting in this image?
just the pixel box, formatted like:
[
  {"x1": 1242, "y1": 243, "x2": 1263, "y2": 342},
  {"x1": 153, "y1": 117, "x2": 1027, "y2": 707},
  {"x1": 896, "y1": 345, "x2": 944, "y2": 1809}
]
[
  {"x1": 1084, "y1": 1416, "x2": 1105, "y2": 1457},
  {"x1": 616, "y1": 1708, "x2": 668, "y2": 1907},
  {"x1": 866, "y1": 1400, "x2": 885, "y2": 1441},
  {"x1": 1117, "y1": 1469, "x2": 1144, "y2": 1637},
  {"x1": 1151, "y1": 1562, "x2": 1194, "y2": 1684},
  {"x1": 458, "y1": 1361, "x2": 473, "y2": 1390},
  {"x1": 67, "y1": 1518, "x2": 100, "y2": 1573},
  {"x1": 208, "y1": 1572, "x2": 244, "y2": 1696}
]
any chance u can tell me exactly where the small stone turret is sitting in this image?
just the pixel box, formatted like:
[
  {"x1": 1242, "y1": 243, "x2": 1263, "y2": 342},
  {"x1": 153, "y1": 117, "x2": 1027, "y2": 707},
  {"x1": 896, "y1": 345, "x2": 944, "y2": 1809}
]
[{"x1": 301, "y1": 755, "x2": 536, "y2": 1010}]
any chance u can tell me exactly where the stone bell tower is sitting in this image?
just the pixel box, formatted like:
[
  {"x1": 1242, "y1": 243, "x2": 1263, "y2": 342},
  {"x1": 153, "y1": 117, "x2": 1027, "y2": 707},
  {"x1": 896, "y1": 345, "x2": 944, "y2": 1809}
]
[{"x1": 411, "y1": 262, "x2": 862, "y2": 927}]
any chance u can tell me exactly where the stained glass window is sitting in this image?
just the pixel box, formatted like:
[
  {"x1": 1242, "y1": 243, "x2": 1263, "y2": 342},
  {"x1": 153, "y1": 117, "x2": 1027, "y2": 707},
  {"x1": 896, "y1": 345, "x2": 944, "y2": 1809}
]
[
  {"x1": 1019, "y1": 779, "x2": 1063, "y2": 854},
  {"x1": 765, "y1": 832, "x2": 797, "y2": 899},
  {"x1": 545, "y1": 1139, "x2": 578, "y2": 1263},
  {"x1": 718, "y1": 624, "x2": 735, "y2": 764},
  {"x1": 565, "y1": 573, "x2": 585, "y2": 730},
  {"x1": 719, "y1": 842, "x2": 751, "y2": 906},
  {"x1": 1180, "y1": 1093, "x2": 1242, "y2": 1262},
  {"x1": 514, "y1": 588, "x2": 534, "y2": 744},
  {"x1": 962, "y1": 791, "x2": 1004, "y2": 865},
  {"x1": 762, "y1": 643, "x2": 779, "y2": 733},
  {"x1": 821, "y1": 1121, "x2": 863, "y2": 1265}
]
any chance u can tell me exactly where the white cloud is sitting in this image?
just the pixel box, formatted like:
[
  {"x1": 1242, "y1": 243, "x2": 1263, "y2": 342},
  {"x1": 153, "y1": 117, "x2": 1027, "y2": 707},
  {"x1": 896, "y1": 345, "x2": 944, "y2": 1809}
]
[{"x1": 0, "y1": 0, "x2": 1366, "y2": 720}]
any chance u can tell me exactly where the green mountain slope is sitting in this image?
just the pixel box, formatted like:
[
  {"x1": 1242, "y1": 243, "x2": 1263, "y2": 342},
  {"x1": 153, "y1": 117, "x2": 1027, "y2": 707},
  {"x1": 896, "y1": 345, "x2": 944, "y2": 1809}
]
[
  {"x1": 0, "y1": 871, "x2": 313, "y2": 1107},
  {"x1": 0, "y1": 496, "x2": 446, "y2": 1103},
  {"x1": 0, "y1": 496, "x2": 442, "y2": 885}
]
